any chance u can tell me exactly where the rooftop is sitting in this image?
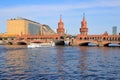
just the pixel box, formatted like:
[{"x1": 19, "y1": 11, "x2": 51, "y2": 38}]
[{"x1": 9, "y1": 17, "x2": 41, "y2": 25}]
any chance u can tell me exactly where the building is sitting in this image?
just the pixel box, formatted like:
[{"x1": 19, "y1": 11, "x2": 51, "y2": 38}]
[
  {"x1": 112, "y1": 26, "x2": 117, "y2": 35},
  {"x1": 7, "y1": 17, "x2": 55, "y2": 36},
  {"x1": 57, "y1": 15, "x2": 65, "y2": 35},
  {"x1": 80, "y1": 13, "x2": 88, "y2": 35},
  {"x1": 41, "y1": 24, "x2": 56, "y2": 35},
  {"x1": 7, "y1": 18, "x2": 40, "y2": 35}
]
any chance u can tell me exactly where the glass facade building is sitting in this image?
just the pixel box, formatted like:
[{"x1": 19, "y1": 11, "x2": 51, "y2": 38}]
[
  {"x1": 112, "y1": 26, "x2": 117, "y2": 35},
  {"x1": 28, "y1": 23, "x2": 40, "y2": 35}
]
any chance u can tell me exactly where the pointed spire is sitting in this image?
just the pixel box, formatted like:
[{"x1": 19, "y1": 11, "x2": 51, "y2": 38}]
[
  {"x1": 60, "y1": 14, "x2": 62, "y2": 22},
  {"x1": 80, "y1": 13, "x2": 88, "y2": 35},
  {"x1": 83, "y1": 13, "x2": 86, "y2": 21},
  {"x1": 57, "y1": 15, "x2": 65, "y2": 35}
]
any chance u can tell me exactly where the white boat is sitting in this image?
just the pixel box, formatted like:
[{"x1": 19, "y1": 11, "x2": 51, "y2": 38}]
[
  {"x1": 27, "y1": 42, "x2": 55, "y2": 48},
  {"x1": 27, "y1": 43, "x2": 40, "y2": 48},
  {"x1": 64, "y1": 41, "x2": 70, "y2": 46}
]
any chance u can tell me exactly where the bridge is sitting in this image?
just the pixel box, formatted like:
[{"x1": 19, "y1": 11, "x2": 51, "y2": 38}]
[
  {"x1": 0, "y1": 34, "x2": 68, "y2": 45},
  {"x1": 0, "y1": 14, "x2": 120, "y2": 47},
  {"x1": 76, "y1": 34, "x2": 120, "y2": 47},
  {"x1": 73, "y1": 13, "x2": 120, "y2": 47}
]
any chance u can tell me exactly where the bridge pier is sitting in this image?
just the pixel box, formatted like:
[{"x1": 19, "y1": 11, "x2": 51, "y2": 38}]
[
  {"x1": 98, "y1": 44, "x2": 103, "y2": 47},
  {"x1": 0, "y1": 40, "x2": 4, "y2": 45},
  {"x1": 97, "y1": 41, "x2": 103, "y2": 47}
]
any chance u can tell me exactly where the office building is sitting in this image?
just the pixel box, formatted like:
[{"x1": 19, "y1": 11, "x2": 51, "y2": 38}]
[
  {"x1": 7, "y1": 18, "x2": 55, "y2": 36},
  {"x1": 112, "y1": 26, "x2": 117, "y2": 35}
]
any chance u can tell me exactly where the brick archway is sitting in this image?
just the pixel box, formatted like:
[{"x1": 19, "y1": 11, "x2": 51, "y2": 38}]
[
  {"x1": 16, "y1": 42, "x2": 27, "y2": 45},
  {"x1": 103, "y1": 42, "x2": 120, "y2": 47},
  {"x1": 103, "y1": 43, "x2": 110, "y2": 46},
  {"x1": 79, "y1": 42, "x2": 98, "y2": 46},
  {"x1": 79, "y1": 42, "x2": 89, "y2": 46},
  {"x1": 7, "y1": 42, "x2": 13, "y2": 45},
  {"x1": 55, "y1": 41, "x2": 65, "y2": 46}
]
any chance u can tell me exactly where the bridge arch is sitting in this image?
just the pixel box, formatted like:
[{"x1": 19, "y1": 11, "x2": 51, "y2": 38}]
[
  {"x1": 16, "y1": 42, "x2": 27, "y2": 45},
  {"x1": 78, "y1": 42, "x2": 97, "y2": 46},
  {"x1": 55, "y1": 40, "x2": 65, "y2": 46},
  {"x1": 103, "y1": 43, "x2": 110, "y2": 47},
  {"x1": 103, "y1": 42, "x2": 120, "y2": 47},
  {"x1": 7, "y1": 42, "x2": 13, "y2": 45},
  {"x1": 79, "y1": 42, "x2": 89, "y2": 46},
  {"x1": 118, "y1": 37, "x2": 120, "y2": 41}
]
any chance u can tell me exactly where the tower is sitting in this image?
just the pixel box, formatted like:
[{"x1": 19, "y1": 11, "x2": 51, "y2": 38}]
[
  {"x1": 80, "y1": 13, "x2": 88, "y2": 35},
  {"x1": 57, "y1": 15, "x2": 65, "y2": 35},
  {"x1": 112, "y1": 26, "x2": 117, "y2": 35}
]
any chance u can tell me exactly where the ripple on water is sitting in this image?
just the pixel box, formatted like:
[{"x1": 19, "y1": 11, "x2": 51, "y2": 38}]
[{"x1": 0, "y1": 46, "x2": 120, "y2": 79}]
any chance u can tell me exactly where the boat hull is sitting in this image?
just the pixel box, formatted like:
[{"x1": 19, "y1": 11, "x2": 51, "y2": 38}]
[{"x1": 27, "y1": 42, "x2": 55, "y2": 48}]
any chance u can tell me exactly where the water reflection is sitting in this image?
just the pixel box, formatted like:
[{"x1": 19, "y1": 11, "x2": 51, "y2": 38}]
[
  {"x1": 78, "y1": 47, "x2": 120, "y2": 79},
  {"x1": 78, "y1": 47, "x2": 88, "y2": 77},
  {"x1": 4, "y1": 48, "x2": 29, "y2": 79},
  {"x1": 100, "y1": 47, "x2": 120, "y2": 79},
  {"x1": 0, "y1": 45, "x2": 120, "y2": 80},
  {"x1": 56, "y1": 46, "x2": 65, "y2": 80}
]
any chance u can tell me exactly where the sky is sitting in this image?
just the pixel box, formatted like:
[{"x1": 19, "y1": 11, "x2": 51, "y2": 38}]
[{"x1": 0, "y1": 0, "x2": 120, "y2": 35}]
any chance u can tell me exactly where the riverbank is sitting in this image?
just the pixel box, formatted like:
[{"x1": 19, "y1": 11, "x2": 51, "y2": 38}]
[{"x1": 2, "y1": 45, "x2": 27, "y2": 50}]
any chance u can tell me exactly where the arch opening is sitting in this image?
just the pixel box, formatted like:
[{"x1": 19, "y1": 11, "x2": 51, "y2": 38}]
[
  {"x1": 104, "y1": 43, "x2": 109, "y2": 47},
  {"x1": 60, "y1": 36, "x2": 64, "y2": 39},
  {"x1": 79, "y1": 42, "x2": 97, "y2": 46},
  {"x1": 17, "y1": 42, "x2": 27, "y2": 45},
  {"x1": 56, "y1": 37, "x2": 58, "y2": 40},
  {"x1": 104, "y1": 43, "x2": 120, "y2": 47},
  {"x1": 88, "y1": 42, "x2": 97, "y2": 46},
  {"x1": 0, "y1": 38, "x2": 2, "y2": 40},
  {"x1": 79, "y1": 42, "x2": 89, "y2": 46},
  {"x1": 7, "y1": 42, "x2": 13, "y2": 45},
  {"x1": 55, "y1": 41, "x2": 65, "y2": 46}
]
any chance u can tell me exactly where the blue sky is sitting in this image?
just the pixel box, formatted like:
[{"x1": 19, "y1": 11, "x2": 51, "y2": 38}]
[{"x1": 0, "y1": 0, "x2": 120, "y2": 35}]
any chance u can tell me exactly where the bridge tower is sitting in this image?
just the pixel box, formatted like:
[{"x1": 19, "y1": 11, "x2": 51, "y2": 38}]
[
  {"x1": 80, "y1": 13, "x2": 88, "y2": 35},
  {"x1": 57, "y1": 15, "x2": 65, "y2": 35}
]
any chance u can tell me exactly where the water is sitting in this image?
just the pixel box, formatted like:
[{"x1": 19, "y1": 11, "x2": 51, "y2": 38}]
[{"x1": 0, "y1": 45, "x2": 120, "y2": 80}]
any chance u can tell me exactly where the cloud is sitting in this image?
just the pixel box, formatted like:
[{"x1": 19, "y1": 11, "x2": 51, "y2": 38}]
[
  {"x1": 0, "y1": 0, "x2": 120, "y2": 17},
  {"x1": 0, "y1": 0, "x2": 120, "y2": 34}
]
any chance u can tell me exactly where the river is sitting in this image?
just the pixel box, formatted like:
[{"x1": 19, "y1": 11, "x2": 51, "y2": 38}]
[{"x1": 0, "y1": 45, "x2": 120, "y2": 80}]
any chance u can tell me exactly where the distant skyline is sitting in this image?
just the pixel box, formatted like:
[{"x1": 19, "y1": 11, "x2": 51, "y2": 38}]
[{"x1": 0, "y1": 0, "x2": 120, "y2": 35}]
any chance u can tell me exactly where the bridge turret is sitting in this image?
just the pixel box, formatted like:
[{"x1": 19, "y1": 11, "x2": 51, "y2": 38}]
[
  {"x1": 80, "y1": 13, "x2": 88, "y2": 35},
  {"x1": 57, "y1": 15, "x2": 65, "y2": 35}
]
